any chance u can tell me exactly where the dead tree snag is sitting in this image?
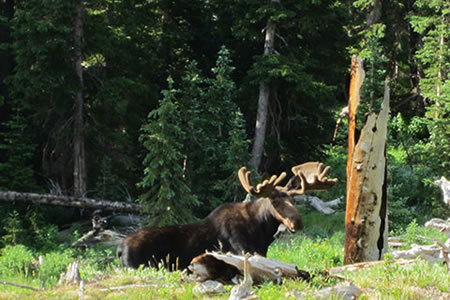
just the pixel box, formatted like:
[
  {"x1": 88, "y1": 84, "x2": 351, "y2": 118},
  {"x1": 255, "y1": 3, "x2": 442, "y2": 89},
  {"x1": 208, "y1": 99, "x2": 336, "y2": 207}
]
[{"x1": 344, "y1": 58, "x2": 390, "y2": 264}]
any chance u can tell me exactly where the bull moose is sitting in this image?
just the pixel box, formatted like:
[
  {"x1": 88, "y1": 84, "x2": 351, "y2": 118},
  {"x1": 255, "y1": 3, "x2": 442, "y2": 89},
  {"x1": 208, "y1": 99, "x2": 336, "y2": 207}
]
[{"x1": 117, "y1": 162, "x2": 337, "y2": 270}]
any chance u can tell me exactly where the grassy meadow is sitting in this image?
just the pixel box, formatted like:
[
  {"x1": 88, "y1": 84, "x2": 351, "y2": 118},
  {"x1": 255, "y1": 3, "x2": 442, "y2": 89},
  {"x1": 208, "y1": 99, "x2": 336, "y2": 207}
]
[{"x1": 0, "y1": 212, "x2": 448, "y2": 299}]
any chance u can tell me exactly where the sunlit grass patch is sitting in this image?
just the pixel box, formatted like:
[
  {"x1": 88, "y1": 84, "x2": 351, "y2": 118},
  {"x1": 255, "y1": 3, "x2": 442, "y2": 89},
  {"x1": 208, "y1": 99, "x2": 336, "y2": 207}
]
[
  {"x1": 1, "y1": 215, "x2": 448, "y2": 299},
  {"x1": 345, "y1": 257, "x2": 449, "y2": 299},
  {"x1": 268, "y1": 231, "x2": 344, "y2": 270},
  {"x1": 392, "y1": 219, "x2": 449, "y2": 249}
]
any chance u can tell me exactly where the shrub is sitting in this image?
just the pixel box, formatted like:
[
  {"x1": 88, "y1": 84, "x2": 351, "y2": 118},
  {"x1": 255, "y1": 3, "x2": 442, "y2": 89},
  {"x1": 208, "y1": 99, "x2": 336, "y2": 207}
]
[
  {"x1": 38, "y1": 250, "x2": 74, "y2": 288},
  {"x1": 2, "y1": 210, "x2": 25, "y2": 246},
  {"x1": 0, "y1": 244, "x2": 34, "y2": 277},
  {"x1": 79, "y1": 246, "x2": 116, "y2": 279}
]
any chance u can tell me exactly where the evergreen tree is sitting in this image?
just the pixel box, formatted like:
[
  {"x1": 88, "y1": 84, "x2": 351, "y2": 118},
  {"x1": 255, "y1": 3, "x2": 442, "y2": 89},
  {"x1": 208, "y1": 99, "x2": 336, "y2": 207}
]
[
  {"x1": 180, "y1": 47, "x2": 250, "y2": 214},
  {"x1": 138, "y1": 77, "x2": 200, "y2": 225},
  {"x1": 0, "y1": 107, "x2": 39, "y2": 192},
  {"x1": 409, "y1": 0, "x2": 450, "y2": 175}
]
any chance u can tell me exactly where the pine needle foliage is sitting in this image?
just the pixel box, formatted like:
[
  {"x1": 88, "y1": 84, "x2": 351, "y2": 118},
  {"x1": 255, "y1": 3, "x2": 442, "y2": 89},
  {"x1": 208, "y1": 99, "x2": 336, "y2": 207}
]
[{"x1": 138, "y1": 77, "x2": 200, "y2": 226}]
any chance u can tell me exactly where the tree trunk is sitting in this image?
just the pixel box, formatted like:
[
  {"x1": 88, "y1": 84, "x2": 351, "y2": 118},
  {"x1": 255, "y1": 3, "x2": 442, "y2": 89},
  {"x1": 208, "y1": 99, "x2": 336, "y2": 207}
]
[
  {"x1": 345, "y1": 57, "x2": 365, "y2": 180},
  {"x1": 73, "y1": 1, "x2": 87, "y2": 197},
  {"x1": 0, "y1": 190, "x2": 142, "y2": 213},
  {"x1": 249, "y1": 0, "x2": 279, "y2": 171},
  {"x1": 344, "y1": 76, "x2": 390, "y2": 264},
  {"x1": 0, "y1": 0, "x2": 14, "y2": 101}
]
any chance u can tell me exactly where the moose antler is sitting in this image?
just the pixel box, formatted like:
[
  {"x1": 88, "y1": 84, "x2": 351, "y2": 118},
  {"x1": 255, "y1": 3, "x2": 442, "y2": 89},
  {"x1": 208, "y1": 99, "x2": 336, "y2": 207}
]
[
  {"x1": 286, "y1": 162, "x2": 338, "y2": 195},
  {"x1": 238, "y1": 167, "x2": 286, "y2": 198}
]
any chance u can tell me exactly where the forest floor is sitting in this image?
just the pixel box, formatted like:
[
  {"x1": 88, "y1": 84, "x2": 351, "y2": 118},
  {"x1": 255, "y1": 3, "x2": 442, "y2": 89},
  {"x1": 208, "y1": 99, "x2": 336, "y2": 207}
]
[{"x1": 0, "y1": 212, "x2": 449, "y2": 299}]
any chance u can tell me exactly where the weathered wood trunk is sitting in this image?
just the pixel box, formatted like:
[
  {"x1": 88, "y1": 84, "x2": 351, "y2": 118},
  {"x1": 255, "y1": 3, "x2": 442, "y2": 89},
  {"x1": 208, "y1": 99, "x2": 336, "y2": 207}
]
[
  {"x1": 344, "y1": 57, "x2": 390, "y2": 264},
  {"x1": 73, "y1": 1, "x2": 87, "y2": 197},
  {"x1": 249, "y1": 0, "x2": 279, "y2": 171},
  {"x1": 345, "y1": 56, "x2": 364, "y2": 181}
]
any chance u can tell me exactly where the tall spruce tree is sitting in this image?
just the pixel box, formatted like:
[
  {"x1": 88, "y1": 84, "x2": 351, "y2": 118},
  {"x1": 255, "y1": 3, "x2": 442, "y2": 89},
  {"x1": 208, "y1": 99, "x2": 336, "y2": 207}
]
[
  {"x1": 0, "y1": 108, "x2": 39, "y2": 191},
  {"x1": 180, "y1": 47, "x2": 250, "y2": 215},
  {"x1": 138, "y1": 77, "x2": 200, "y2": 225},
  {"x1": 409, "y1": 0, "x2": 450, "y2": 174}
]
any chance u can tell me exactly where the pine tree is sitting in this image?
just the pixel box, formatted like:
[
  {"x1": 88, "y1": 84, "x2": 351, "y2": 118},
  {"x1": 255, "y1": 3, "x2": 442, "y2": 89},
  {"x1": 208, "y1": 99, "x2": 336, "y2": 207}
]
[
  {"x1": 409, "y1": 0, "x2": 450, "y2": 174},
  {"x1": 180, "y1": 47, "x2": 250, "y2": 214},
  {"x1": 0, "y1": 108, "x2": 39, "y2": 191},
  {"x1": 138, "y1": 77, "x2": 200, "y2": 225}
]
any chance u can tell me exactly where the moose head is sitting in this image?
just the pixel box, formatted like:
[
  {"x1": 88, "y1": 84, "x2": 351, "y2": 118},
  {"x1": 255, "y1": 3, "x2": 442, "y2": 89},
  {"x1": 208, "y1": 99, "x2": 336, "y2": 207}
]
[{"x1": 237, "y1": 161, "x2": 338, "y2": 233}]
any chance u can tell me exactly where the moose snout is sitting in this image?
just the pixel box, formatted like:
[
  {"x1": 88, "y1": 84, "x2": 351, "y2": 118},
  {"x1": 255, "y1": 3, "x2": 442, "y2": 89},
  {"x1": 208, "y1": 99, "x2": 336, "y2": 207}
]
[
  {"x1": 292, "y1": 218, "x2": 304, "y2": 231},
  {"x1": 284, "y1": 217, "x2": 304, "y2": 233}
]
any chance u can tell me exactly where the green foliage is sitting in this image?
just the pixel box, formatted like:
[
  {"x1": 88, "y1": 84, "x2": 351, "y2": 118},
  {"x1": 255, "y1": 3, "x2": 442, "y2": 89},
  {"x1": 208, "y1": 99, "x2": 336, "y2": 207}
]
[
  {"x1": 38, "y1": 250, "x2": 74, "y2": 288},
  {"x1": 138, "y1": 77, "x2": 200, "y2": 225},
  {"x1": 268, "y1": 231, "x2": 344, "y2": 270},
  {"x1": 138, "y1": 47, "x2": 250, "y2": 223},
  {"x1": 301, "y1": 212, "x2": 345, "y2": 239},
  {"x1": 386, "y1": 150, "x2": 422, "y2": 230},
  {"x1": 0, "y1": 110, "x2": 39, "y2": 191},
  {"x1": 78, "y1": 246, "x2": 116, "y2": 278},
  {"x1": 2, "y1": 210, "x2": 25, "y2": 246},
  {"x1": 321, "y1": 144, "x2": 347, "y2": 201},
  {"x1": 180, "y1": 46, "x2": 250, "y2": 213},
  {"x1": 27, "y1": 211, "x2": 60, "y2": 253},
  {"x1": 0, "y1": 244, "x2": 34, "y2": 277},
  {"x1": 389, "y1": 112, "x2": 449, "y2": 221},
  {"x1": 92, "y1": 156, "x2": 124, "y2": 202},
  {"x1": 1, "y1": 207, "x2": 63, "y2": 251},
  {"x1": 1, "y1": 221, "x2": 449, "y2": 298},
  {"x1": 392, "y1": 219, "x2": 449, "y2": 249}
]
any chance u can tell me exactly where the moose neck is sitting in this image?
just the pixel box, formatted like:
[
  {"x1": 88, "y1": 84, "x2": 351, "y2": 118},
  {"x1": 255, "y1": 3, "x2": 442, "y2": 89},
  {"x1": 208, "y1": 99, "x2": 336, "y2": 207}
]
[{"x1": 249, "y1": 198, "x2": 284, "y2": 239}]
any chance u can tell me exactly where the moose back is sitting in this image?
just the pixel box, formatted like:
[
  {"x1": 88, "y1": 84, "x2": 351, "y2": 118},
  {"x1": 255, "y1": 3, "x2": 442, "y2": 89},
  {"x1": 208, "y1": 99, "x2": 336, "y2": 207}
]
[{"x1": 117, "y1": 162, "x2": 337, "y2": 270}]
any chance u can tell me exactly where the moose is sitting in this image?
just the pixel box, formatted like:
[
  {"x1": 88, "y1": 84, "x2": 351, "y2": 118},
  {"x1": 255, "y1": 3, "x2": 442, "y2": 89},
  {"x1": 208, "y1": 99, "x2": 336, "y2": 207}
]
[{"x1": 117, "y1": 162, "x2": 337, "y2": 270}]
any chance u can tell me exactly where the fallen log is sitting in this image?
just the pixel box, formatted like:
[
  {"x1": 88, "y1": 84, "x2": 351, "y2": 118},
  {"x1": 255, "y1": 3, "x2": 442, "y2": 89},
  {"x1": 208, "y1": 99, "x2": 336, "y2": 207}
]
[
  {"x1": 189, "y1": 252, "x2": 311, "y2": 284},
  {"x1": 99, "y1": 284, "x2": 158, "y2": 292},
  {"x1": 0, "y1": 280, "x2": 42, "y2": 291},
  {"x1": 329, "y1": 258, "x2": 416, "y2": 274},
  {"x1": 71, "y1": 229, "x2": 126, "y2": 248},
  {"x1": 425, "y1": 218, "x2": 450, "y2": 237},
  {"x1": 390, "y1": 235, "x2": 450, "y2": 268},
  {"x1": 0, "y1": 190, "x2": 142, "y2": 213},
  {"x1": 294, "y1": 195, "x2": 342, "y2": 214}
]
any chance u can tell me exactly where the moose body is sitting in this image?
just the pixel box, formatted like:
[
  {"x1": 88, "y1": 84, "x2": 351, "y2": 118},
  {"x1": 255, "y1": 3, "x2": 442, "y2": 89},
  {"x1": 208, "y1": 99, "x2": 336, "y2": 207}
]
[
  {"x1": 117, "y1": 162, "x2": 337, "y2": 270},
  {"x1": 117, "y1": 193, "x2": 302, "y2": 270}
]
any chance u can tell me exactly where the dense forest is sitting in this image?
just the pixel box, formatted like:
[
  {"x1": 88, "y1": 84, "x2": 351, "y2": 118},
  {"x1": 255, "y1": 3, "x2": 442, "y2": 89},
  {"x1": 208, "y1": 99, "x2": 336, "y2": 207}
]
[{"x1": 0, "y1": 0, "x2": 448, "y2": 249}]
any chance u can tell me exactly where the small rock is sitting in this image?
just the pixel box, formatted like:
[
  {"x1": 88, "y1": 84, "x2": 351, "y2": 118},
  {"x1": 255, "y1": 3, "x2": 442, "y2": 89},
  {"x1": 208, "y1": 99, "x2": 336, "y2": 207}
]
[
  {"x1": 193, "y1": 280, "x2": 227, "y2": 295},
  {"x1": 298, "y1": 282, "x2": 362, "y2": 300}
]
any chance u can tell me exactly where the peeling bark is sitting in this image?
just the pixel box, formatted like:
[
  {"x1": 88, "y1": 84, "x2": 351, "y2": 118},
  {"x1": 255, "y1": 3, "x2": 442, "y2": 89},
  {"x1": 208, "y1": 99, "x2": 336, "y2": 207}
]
[{"x1": 346, "y1": 57, "x2": 365, "y2": 180}]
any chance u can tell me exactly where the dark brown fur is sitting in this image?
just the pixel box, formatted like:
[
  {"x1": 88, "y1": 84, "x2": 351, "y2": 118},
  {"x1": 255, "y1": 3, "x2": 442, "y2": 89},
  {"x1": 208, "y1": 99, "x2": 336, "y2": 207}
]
[{"x1": 117, "y1": 190, "x2": 303, "y2": 270}]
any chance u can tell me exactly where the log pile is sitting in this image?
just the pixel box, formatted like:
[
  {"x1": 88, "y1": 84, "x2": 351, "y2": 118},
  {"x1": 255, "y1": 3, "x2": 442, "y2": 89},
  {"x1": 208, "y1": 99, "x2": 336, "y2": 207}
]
[
  {"x1": 389, "y1": 188, "x2": 450, "y2": 269},
  {"x1": 390, "y1": 217, "x2": 450, "y2": 269}
]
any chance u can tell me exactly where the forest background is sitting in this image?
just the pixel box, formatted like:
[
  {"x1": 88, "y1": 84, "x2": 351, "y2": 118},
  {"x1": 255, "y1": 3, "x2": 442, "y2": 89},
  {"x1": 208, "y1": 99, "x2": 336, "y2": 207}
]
[{"x1": 0, "y1": 0, "x2": 449, "y2": 250}]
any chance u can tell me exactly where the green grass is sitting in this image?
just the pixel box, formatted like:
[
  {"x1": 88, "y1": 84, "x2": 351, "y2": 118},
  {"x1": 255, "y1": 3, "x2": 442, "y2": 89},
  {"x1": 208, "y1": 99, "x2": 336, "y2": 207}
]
[
  {"x1": 0, "y1": 216, "x2": 449, "y2": 299},
  {"x1": 268, "y1": 231, "x2": 344, "y2": 270},
  {"x1": 392, "y1": 219, "x2": 449, "y2": 249}
]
